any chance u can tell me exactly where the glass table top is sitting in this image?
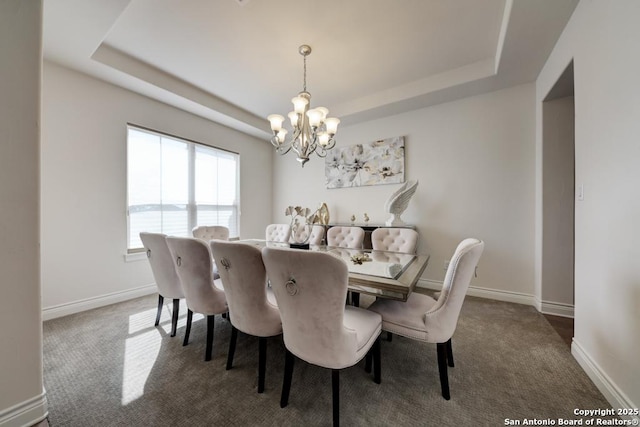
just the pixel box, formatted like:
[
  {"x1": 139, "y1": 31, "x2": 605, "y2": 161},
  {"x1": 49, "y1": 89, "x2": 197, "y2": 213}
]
[{"x1": 240, "y1": 239, "x2": 416, "y2": 280}]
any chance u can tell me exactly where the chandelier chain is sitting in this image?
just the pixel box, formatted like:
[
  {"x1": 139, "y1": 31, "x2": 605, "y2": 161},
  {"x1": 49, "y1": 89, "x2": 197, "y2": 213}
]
[{"x1": 303, "y1": 54, "x2": 307, "y2": 93}]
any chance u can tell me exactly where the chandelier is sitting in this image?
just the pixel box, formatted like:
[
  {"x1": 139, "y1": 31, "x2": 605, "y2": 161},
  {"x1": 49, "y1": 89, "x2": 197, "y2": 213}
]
[{"x1": 267, "y1": 45, "x2": 340, "y2": 167}]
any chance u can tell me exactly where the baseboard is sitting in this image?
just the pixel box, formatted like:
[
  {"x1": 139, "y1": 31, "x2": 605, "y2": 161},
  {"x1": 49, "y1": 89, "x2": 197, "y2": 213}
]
[
  {"x1": 536, "y1": 298, "x2": 574, "y2": 318},
  {"x1": 0, "y1": 390, "x2": 47, "y2": 427},
  {"x1": 42, "y1": 284, "x2": 156, "y2": 321},
  {"x1": 572, "y1": 339, "x2": 639, "y2": 423},
  {"x1": 416, "y1": 279, "x2": 535, "y2": 306}
]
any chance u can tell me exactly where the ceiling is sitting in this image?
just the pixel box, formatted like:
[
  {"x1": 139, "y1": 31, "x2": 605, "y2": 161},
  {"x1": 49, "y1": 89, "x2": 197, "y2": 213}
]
[{"x1": 43, "y1": 0, "x2": 578, "y2": 140}]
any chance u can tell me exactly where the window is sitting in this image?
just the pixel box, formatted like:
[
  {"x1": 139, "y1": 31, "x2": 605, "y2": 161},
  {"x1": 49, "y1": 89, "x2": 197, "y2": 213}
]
[{"x1": 127, "y1": 125, "x2": 239, "y2": 252}]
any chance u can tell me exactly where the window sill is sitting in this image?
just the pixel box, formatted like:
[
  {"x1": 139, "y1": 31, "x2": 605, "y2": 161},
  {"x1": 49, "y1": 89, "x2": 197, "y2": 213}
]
[{"x1": 124, "y1": 252, "x2": 147, "y2": 263}]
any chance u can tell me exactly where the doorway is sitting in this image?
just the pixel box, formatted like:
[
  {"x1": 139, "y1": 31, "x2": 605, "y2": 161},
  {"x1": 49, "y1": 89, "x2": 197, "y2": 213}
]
[{"x1": 541, "y1": 61, "x2": 575, "y2": 344}]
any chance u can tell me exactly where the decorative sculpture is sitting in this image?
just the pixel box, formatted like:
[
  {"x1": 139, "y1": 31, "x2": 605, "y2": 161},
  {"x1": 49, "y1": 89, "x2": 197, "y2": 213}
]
[
  {"x1": 384, "y1": 180, "x2": 419, "y2": 226},
  {"x1": 318, "y1": 202, "x2": 330, "y2": 225}
]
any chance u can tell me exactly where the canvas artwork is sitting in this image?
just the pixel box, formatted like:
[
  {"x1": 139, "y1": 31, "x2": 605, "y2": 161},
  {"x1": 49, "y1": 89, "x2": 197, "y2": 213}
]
[{"x1": 325, "y1": 136, "x2": 405, "y2": 189}]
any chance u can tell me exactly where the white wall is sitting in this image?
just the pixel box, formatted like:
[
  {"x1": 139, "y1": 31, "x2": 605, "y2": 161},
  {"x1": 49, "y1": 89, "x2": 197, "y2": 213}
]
[
  {"x1": 273, "y1": 83, "x2": 536, "y2": 297},
  {"x1": 0, "y1": 1, "x2": 48, "y2": 426},
  {"x1": 41, "y1": 62, "x2": 273, "y2": 316},
  {"x1": 536, "y1": 0, "x2": 640, "y2": 411}
]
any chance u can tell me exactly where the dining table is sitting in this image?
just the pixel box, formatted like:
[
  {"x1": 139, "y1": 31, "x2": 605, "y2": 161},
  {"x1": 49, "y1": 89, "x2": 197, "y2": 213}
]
[{"x1": 239, "y1": 239, "x2": 430, "y2": 301}]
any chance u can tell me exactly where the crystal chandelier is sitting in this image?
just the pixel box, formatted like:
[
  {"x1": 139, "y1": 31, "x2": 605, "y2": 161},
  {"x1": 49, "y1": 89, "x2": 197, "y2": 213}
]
[{"x1": 267, "y1": 45, "x2": 340, "y2": 167}]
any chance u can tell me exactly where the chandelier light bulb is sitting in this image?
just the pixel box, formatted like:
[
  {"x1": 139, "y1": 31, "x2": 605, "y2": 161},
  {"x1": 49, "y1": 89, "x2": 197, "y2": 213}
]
[
  {"x1": 325, "y1": 117, "x2": 340, "y2": 135},
  {"x1": 316, "y1": 107, "x2": 329, "y2": 121},
  {"x1": 292, "y1": 96, "x2": 308, "y2": 114},
  {"x1": 288, "y1": 111, "x2": 298, "y2": 127},
  {"x1": 276, "y1": 128, "x2": 288, "y2": 143},
  {"x1": 318, "y1": 132, "x2": 330, "y2": 147},
  {"x1": 306, "y1": 109, "x2": 323, "y2": 128},
  {"x1": 267, "y1": 114, "x2": 284, "y2": 132}
]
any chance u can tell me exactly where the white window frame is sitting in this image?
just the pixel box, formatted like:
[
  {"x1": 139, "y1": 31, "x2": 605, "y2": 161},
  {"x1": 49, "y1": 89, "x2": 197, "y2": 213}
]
[{"x1": 126, "y1": 124, "x2": 240, "y2": 253}]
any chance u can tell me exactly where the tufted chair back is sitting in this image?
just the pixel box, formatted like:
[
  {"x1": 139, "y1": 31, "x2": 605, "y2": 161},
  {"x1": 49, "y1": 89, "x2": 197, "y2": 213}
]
[
  {"x1": 326, "y1": 226, "x2": 365, "y2": 249},
  {"x1": 266, "y1": 223, "x2": 291, "y2": 243},
  {"x1": 371, "y1": 228, "x2": 419, "y2": 253},
  {"x1": 289, "y1": 224, "x2": 325, "y2": 245},
  {"x1": 192, "y1": 225, "x2": 229, "y2": 242},
  {"x1": 140, "y1": 232, "x2": 184, "y2": 299}
]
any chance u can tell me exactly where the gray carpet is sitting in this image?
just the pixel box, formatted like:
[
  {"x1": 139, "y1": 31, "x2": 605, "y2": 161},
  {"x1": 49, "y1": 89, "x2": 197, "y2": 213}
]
[{"x1": 43, "y1": 294, "x2": 613, "y2": 426}]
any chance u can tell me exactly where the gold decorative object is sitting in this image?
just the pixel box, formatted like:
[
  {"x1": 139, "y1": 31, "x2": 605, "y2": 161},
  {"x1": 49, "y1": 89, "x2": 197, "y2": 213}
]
[
  {"x1": 350, "y1": 253, "x2": 371, "y2": 265},
  {"x1": 318, "y1": 202, "x2": 330, "y2": 225},
  {"x1": 350, "y1": 214, "x2": 356, "y2": 224},
  {"x1": 363, "y1": 213, "x2": 369, "y2": 223}
]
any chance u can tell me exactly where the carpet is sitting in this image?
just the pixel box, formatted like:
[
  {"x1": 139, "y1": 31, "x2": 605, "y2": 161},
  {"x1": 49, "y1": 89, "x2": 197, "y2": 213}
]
[{"x1": 43, "y1": 294, "x2": 613, "y2": 426}]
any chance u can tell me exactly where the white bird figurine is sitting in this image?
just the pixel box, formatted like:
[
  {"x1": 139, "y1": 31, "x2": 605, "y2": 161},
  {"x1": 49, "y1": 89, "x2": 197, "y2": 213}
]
[{"x1": 384, "y1": 180, "x2": 419, "y2": 226}]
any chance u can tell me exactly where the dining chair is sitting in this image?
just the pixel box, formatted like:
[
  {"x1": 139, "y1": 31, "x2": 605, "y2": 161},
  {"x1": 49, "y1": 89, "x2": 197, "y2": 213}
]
[
  {"x1": 166, "y1": 236, "x2": 228, "y2": 361},
  {"x1": 139, "y1": 232, "x2": 184, "y2": 337},
  {"x1": 370, "y1": 227, "x2": 419, "y2": 334},
  {"x1": 265, "y1": 223, "x2": 291, "y2": 243},
  {"x1": 289, "y1": 224, "x2": 325, "y2": 245},
  {"x1": 327, "y1": 226, "x2": 365, "y2": 306},
  {"x1": 326, "y1": 226, "x2": 365, "y2": 249},
  {"x1": 210, "y1": 240, "x2": 282, "y2": 393},
  {"x1": 262, "y1": 246, "x2": 382, "y2": 427},
  {"x1": 371, "y1": 227, "x2": 419, "y2": 253},
  {"x1": 192, "y1": 225, "x2": 230, "y2": 242},
  {"x1": 193, "y1": 225, "x2": 230, "y2": 280},
  {"x1": 367, "y1": 238, "x2": 484, "y2": 400}
]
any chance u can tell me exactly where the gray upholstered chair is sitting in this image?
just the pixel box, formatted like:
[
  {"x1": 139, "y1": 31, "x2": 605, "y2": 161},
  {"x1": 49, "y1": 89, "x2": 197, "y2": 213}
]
[
  {"x1": 289, "y1": 224, "x2": 325, "y2": 246},
  {"x1": 326, "y1": 226, "x2": 365, "y2": 249},
  {"x1": 139, "y1": 232, "x2": 184, "y2": 337},
  {"x1": 192, "y1": 225, "x2": 230, "y2": 242},
  {"x1": 166, "y1": 236, "x2": 228, "y2": 361},
  {"x1": 265, "y1": 223, "x2": 291, "y2": 243},
  {"x1": 210, "y1": 240, "x2": 282, "y2": 393},
  {"x1": 368, "y1": 238, "x2": 484, "y2": 400},
  {"x1": 262, "y1": 246, "x2": 381, "y2": 426},
  {"x1": 371, "y1": 227, "x2": 419, "y2": 253}
]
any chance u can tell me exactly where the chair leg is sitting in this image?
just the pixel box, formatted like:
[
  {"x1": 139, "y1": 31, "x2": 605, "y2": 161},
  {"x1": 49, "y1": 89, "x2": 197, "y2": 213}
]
[
  {"x1": 183, "y1": 309, "x2": 193, "y2": 346},
  {"x1": 332, "y1": 369, "x2": 340, "y2": 427},
  {"x1": 154, "y1": 295, "x2": 164, "y2": 326},
  {"x1": 205, "y1": 315, "x2": 215, "y2": 361},
  {"x1": 446, "y1": 338, "x2": 454, "y2": 367},
  {"x1": 387, "y1": 332, "x2": 393, "y2": 342},
  {"x1": 226, "y1": 325, "x2": 238, "y2": 370},
  {"x1": 436, "y1": 342, "x2": 450, "y2": 400},
  {"x1": 170, "y1": 299, "x2": 180, "y2": 337},
  {"x1": 352, "y1": 292, "x2": 360, "y2": 307},
  {"x1": 373, "y1": 337, "x2": 381, "y2": 385},
  {"x1": 258, "y1": 337, "x2": 267, "y2": 393},
  {"x1": 280, "y1": 349, "x2": 295, "y2": 408},
  {"x1": 227, "y1": 325, "x2": 238, "y2": 371}
]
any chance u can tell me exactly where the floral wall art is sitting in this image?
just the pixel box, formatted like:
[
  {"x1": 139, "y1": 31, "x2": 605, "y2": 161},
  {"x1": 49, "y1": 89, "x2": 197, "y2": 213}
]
[{"x1": 325, "y1": 136, "x2": 405, "y2": 189}]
